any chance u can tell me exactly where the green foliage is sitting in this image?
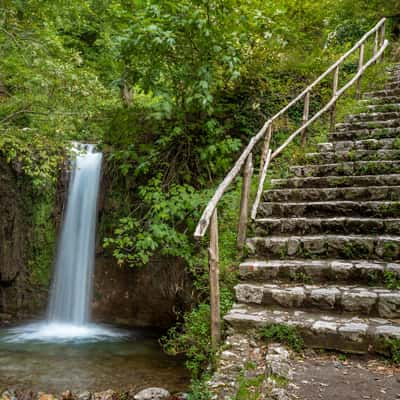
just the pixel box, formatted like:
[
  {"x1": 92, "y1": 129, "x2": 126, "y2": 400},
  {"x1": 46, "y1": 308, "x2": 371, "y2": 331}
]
[
  {"x1": 187, "y1": 378, "x2": 212, "y2": 400},
  {"x1": 259, "y1": 324, "x2": 304, "y2": 353},
  {"x1": 161, "y1": 286, "x2": 234, "y2": 378},
  {"x1": 384, "y1": 338, "x2": 400, "y2": 364},
  {"x1": 235, "y1": 372, "x2": 264, "y2": 400},
  {"x1": 384, "y1": 271, "x2": 400, "y2": 290},
  {"x1": 27, "y1": 189, "x2": 57, "y2": 285}
]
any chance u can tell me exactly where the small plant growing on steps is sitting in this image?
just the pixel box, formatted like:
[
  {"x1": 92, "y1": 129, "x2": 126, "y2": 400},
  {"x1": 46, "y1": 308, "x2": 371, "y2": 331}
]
[
  {"x1": 259, "y1": 324, "x2": 304, "y2": 353},
  {"x1": 384, "y1": 338, "x2": 400, "y2": 364},
  {"x1": 384, "y1": 270, "x2": 400, "y2": 289}
]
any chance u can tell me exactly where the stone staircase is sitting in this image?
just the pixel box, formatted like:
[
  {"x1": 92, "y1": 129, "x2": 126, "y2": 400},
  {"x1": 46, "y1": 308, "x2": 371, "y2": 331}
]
[{"x1": 225, "y1": 65, "x2": 400, "y2": 354}]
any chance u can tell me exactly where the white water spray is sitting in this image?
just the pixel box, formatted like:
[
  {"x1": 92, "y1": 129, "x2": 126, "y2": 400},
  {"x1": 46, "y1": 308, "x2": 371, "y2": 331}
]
[{"x1": 48, "y1": 143, "x2": 102, "y2": 324}]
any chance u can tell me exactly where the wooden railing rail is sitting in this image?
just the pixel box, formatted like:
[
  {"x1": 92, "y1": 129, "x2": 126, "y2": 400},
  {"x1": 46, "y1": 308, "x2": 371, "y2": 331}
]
[{"x1": 193, "y1": 18, "x2": 389, "y2": 349}]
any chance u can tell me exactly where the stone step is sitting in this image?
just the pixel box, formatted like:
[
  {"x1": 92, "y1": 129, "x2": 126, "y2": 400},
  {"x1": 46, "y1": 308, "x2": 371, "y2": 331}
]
[
  {"x1": 263, "y1": 186, "x2": 400, "y2": 202},
  {"x1": 235, "y1": 282, "x2": 400, "y2": 318},
  {"x1": 271, "y1": 174, "x2": 400, "y2": 189},
  {"x1": 385, "y1": 81, "x2": 400, "y2": 90},
  {"x1": 257, "y1": 201, "x2": 400, "y2": 219},
  {"x1": 254, "y1": 217, "x2": 400, "y2": 236},
  {"x1": 361, "y1": 95, "x2": 400, "y2": 105},
  {"x1": 246, "y1": 235, "x2": 400, "y2": 261},
  {"x1": 318, "y1": 138, "x2": 395, "y2": 152},
  {"x1": 306, "y1": 149, "x2": 399, "y2": 163},
  {"x1": 290, "y1": 160, "x2": 400, "y2": 178},
  {"x1": 239, "y1": 259, "x2": 400, "y2": 285},
  {"x1": 367, "y1": 103, "x2": 400, "y2": 113},
  {"x1": 328, "y1": 127, "x2": 400, "y2": 141},
  {"x1": 224, "y1": 303, "x2": 400, "y2": 354},
  {"x1": 364, "y1": 88, "x2": 400, "y2": 99},
  {"x1": 346, "y1": 111, "x2": 400, "y2": 123},
  {"x1": 335, "y1": 119, "x2": 400, "y2": 132}
]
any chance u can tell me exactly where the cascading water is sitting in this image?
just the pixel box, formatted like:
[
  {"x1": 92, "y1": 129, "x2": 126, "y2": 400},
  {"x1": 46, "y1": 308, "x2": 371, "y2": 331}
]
[
  {"x1": 3, "y1": 144, "x2": 125, "y2": 342},
  {"x1": 48, "y1": 143, "x2": 102, "y2": 324}
]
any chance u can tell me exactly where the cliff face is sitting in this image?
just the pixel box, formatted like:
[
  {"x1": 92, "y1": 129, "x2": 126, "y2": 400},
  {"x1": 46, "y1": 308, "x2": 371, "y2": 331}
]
[
  {"x1": 93, "y1": 254, "x2": 193, "y2": 328},
  {"x1": 0, "y1": 159, "x2": 50, "y2": 320}
]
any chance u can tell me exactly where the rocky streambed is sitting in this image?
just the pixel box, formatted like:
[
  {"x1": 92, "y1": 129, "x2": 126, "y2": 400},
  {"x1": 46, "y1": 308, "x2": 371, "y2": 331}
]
[{"x1": 0, "y1": 388, "x2": 187, "y2": 400}]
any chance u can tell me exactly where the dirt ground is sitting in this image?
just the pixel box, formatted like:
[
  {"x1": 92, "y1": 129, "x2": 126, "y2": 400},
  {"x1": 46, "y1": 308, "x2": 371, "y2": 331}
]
[{"x1": 288, "y1": 351, "x2": 400, "y2": 400}]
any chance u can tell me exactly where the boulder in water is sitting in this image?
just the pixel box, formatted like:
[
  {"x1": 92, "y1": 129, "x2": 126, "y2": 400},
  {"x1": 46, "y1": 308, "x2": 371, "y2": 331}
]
[
  {"x1": 133, "y1": 388, "x2": 170, "y2": 400},
  {"x1": 77, "y1": 392, "x2": 92, "y2": 400}
]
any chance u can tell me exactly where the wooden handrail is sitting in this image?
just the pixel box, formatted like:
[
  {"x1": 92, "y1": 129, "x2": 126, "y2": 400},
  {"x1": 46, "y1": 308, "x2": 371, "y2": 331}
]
[{"x1": 194, "y1": 18, "x2": 388, "y2": 350}]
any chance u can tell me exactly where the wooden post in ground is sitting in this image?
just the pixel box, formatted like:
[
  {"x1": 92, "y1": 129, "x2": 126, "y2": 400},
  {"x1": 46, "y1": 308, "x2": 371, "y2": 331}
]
[
  {"x1": 237, "y1": 153, "x2": 253, "y2": 251},
  {"x1": 209, "y1": 209, "x2": 221, "y2": 350},
  {"x1": 301, "y1": 91, "x2": 310, "y2": 147},
  {"x1": 356, "y1": 44, "x2": 365, "y2": 99},
  {"x1": 330, "y1": 66, "x2": 339, "y2": 132}
]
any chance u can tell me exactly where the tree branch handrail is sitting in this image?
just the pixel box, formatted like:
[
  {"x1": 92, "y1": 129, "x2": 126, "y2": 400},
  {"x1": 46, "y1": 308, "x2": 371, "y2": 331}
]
[{"x1": 194, "y1": 18, "x2": 387, "y2": 239}]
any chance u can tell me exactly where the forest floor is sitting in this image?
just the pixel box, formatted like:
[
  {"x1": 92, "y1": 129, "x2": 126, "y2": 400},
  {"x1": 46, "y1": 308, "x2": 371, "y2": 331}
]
[{"x1": 288, "y1": 351, "x2": 400, "y2": 400}]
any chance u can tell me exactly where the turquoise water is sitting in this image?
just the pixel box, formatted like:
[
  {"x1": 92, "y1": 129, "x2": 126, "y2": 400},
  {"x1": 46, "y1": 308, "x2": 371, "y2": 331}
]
[{"x1": 0, "y1": 324, "x2": 189, "y2": 393}]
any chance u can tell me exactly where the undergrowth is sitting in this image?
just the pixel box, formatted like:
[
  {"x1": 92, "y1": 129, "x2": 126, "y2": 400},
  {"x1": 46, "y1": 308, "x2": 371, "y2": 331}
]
[{"x1": 259, "y1": 324, "x2": 304, "y2": 353}]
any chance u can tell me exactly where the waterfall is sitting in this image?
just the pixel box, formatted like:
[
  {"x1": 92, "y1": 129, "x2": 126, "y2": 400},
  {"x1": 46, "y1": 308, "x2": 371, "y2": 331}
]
[{"x1": 48, "y1": 143, "x2": 102, "y2": 325}]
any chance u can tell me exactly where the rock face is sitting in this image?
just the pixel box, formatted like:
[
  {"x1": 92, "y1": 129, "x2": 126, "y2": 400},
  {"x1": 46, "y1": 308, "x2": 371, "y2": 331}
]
[
  {"x1": 133, "y1": 388, "x2": 170, "y2": 400},
  {"x1": 92, "y1": 254, "x2": 193, "y2": 328},
  {"x1": 0, "y1": 159, "x2": 60, "y2": 320},
  {"x1": 223, "y1": 64, "x2": 400, "y2": 354}
]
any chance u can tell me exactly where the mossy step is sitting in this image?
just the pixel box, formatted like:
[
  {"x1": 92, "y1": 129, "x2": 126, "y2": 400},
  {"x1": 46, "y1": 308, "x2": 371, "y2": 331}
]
[
  {"x1": 258, "y1": 201, "x2": 400, "y2": 218},
  {"x1": 263, "y1": 186, "x2": 400, "y2": 202},
  {"x1": 336, "y1": 119, "x2": 400, "y2": 132},
  {"x1": 246, "y1": 235, "x2": 400, "y2": 261},
  {"x1": 361, "y1": 95, "x2": 400, "y2": 105},
  {"x1": 364, "y1": 88, "x2": 400, "y2": 98},
  {"x1": 318, "y1": 139, "x2": 395, "y2": 152},
  {"x1": 235, "y1": 282, "x2": 400, "y2": 318},
  {"x1": 367, "y1": 104, "x2": 400, "y2": 113},
  {"x1": 385, "y1": 81, "x2": 400, "y2": 90},
  {"x1": 346, "y1": 111, "x2": 400, "y2": 123},
  {"x1": 328, "y1": 127, "x2": 400, "y2": 141},
  {"x1": 271, "y1": 174, "x2": 400, "y2": 189},
  {"x1": 239, "y1": 259, "x2": 400, "y2": 285},
  {"x1": 290, "y1": 160, "x2": 400, "y2": 178},
  {"x1": 255, "y1": 217, "x2": 400, "y2": 236},
  {"x1": 306, "y1": 150, "x2": 399, "y2": 163},
  {"x1": 224, "y1": 303, "x2": 400, "y2": 354}
]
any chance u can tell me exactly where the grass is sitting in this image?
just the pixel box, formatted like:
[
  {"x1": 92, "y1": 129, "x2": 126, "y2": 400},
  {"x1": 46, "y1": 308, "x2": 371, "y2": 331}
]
[{"x1": 259, "y1": 324, "x2": 304, "y2": 353}]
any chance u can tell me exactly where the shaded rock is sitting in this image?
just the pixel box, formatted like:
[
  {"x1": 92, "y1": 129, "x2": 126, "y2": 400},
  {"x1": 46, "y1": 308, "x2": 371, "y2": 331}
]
[
  {"x1": 77, "y1": 392, "x2": 91, "y2": 400},
  {"x1": 94, "y1": 391, "x2": 116, "y2": 400},
  {"x1": 134, "y1": 388, "x2": 170, "y2": 400},
  {"x1": 61, "y1": 391, "x2": 73, "y2": 400}
]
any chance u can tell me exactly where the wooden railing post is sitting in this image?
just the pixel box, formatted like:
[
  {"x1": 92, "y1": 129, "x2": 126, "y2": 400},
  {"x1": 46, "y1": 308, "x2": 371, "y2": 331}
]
[
  {"x1": 330, "y1": 66, "x2": 339, "y2": 132},
  {"x1": 356, "y1": 44, "x2": 365, "y2": 99},
  {"x1": 379, "y1": 22, "x2": 386, "y2": 62},
  {"x1": 373, "y1": 29, "x2": 379, "y2": 56},
  {"x1": 301, "y1": 91, "x2": 310, "y2": 147},
  {"x1": 209, "y1": 209, "x2": 221, "y2": 350},
  {"x1": 259, "y1": 123, "x2": 272, "y2": 175},
  {"x1": 237, "y1": 153, "x2": 253, "y2": 251}
]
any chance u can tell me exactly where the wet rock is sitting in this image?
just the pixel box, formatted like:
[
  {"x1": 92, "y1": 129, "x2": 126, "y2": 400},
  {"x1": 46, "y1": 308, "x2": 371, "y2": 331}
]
[
  {"x1": 61, "y1": 391, "x2": 73, "y2": 400},
  {"x1": 134, "y1": 388, "x2": 170, "y2": 400},
  {"x1": 38, "y1": 394, "x2": 57, "y2": 400},
  {"x1": 1, "y1": 390, "x2": 17, "y2": 400},
  {"x1": 94, "y1": 391, "x2": 116, "y2": 400},
  {"x1": 78, "y1": 392, "x2": 91, "y2": 400}
]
